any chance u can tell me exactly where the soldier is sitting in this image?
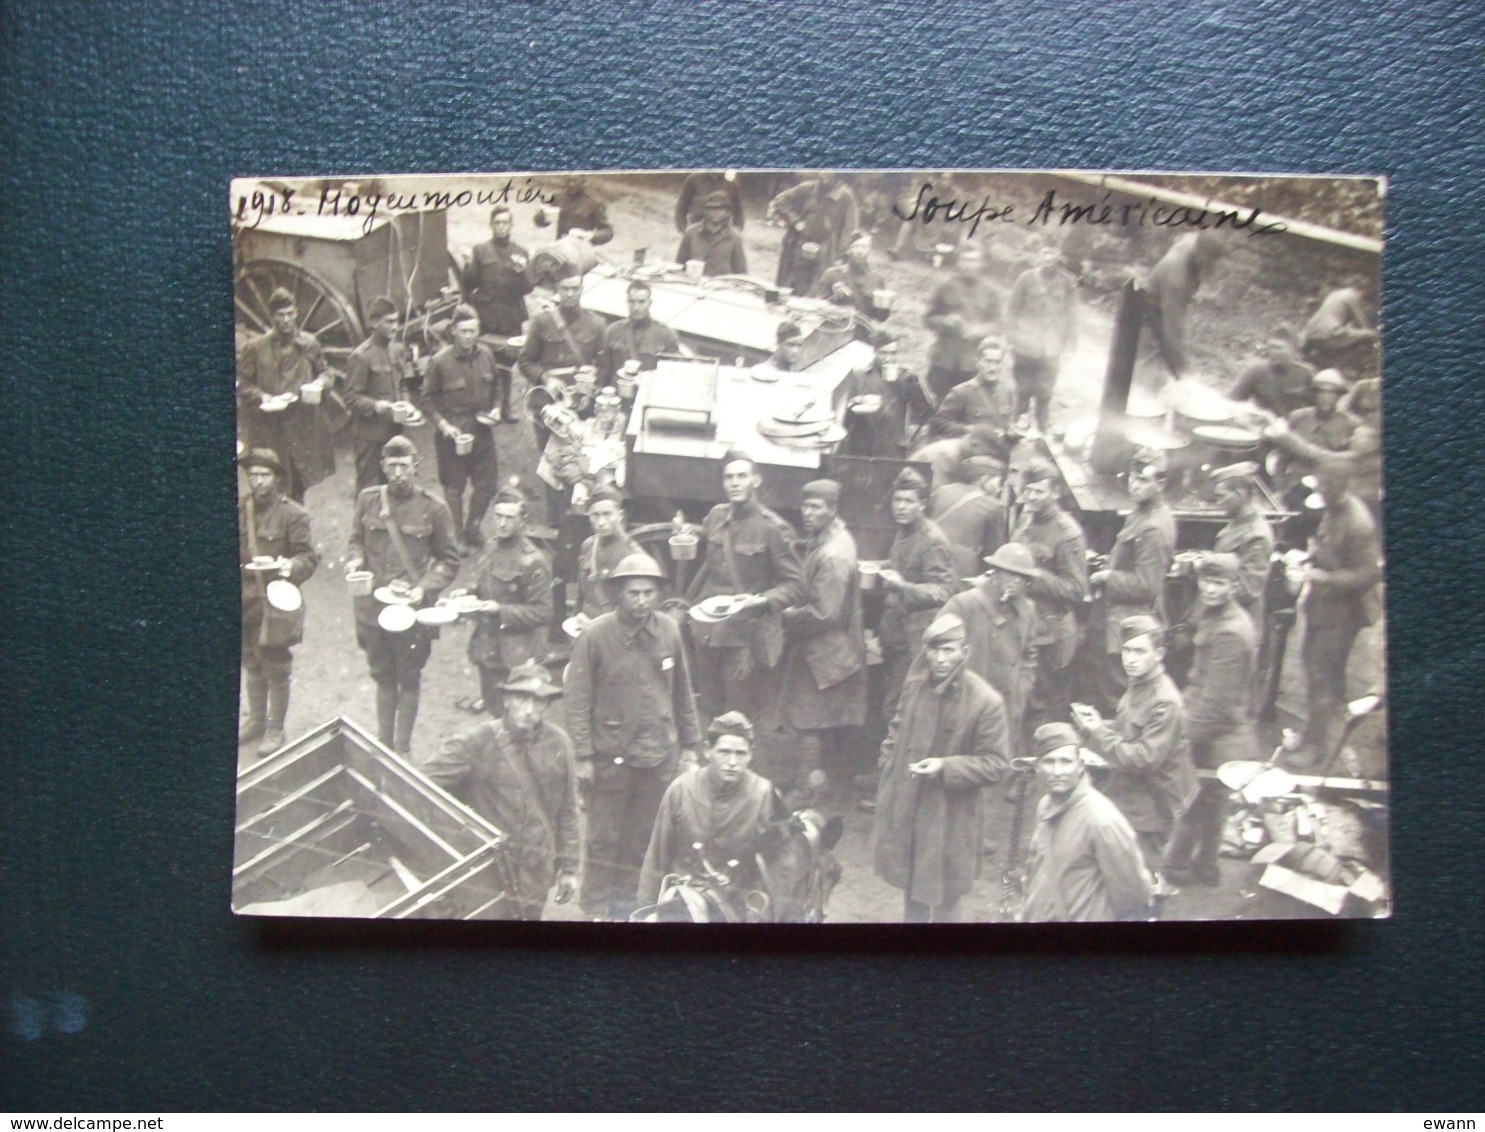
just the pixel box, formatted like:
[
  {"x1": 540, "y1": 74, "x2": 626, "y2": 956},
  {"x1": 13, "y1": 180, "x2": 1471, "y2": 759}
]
[
  {"x1": 931, "y1": 334, "x2": 1016, "y2": 442},
  {"x1": 457, "y1": 205, "x2": 533, "y2": 420},
  {"x1": 1010, "y1": 458, "x2": 1089, "y2": 728},
  {"x1": 1137, "y1": 231, "x2": 1226, "y2": 392},
  {"x1": 342, "y1": 296, "x2": 408, "y2": 493},
  {"x1": 1005, "y1": 244, "x2": 1079, "y2": 434},
  {"x1": 419, "y1": 663, "x2": 580, "y2": 921},
  {"x1": 564, "y1": 553, "x2": 703, "y2": 921},
  {"x1": 929, "y1": 453, "x2": 1008, "y2": 582},
  {"x1": 573, "y1": 484, "x2": 643, "y2": 619},
  {"x1": 421, "y1": 303, "x2": 501, "y2": 550},
  {"x1": 675, "y1": 191, "x2": 748, "y2": 278},
  {"x1": 774, "y1": 479, "x2": 867, "y2": 809},
  {"x1": 683, "y1": 450, "x2": 804, "y2": 722},
  {"x1": 1300, "y1": 281, "x2": 1378, "y2": 373},
  {"x1": 674, "y1": 170, "x2": 744, "y2": 232},
  {"x1": 516, "y1": 266, "x2": 606, "y2": 440},
  {"x1": 923, "y1": 242, "x2": 1000, "y2": 401},
  {"x1": 1206, "y1": 462, "x2": 1277, "y2": 630},
  {"x1": 876, "y1": 467, "x2": 957, "y2": 728},
  {"x1": 1019, "y1": 722, "x2": 1153, "y2": 922},
  {"x1": 1228, "y1": 333, "x2": 1314, "y2": 420},
  {"x1": 1166, "y1": 553, "x2": 1258, "y2": 887},
  {"x1": 769, "y1": 171, "x2": 859, "y2": 297},
  {"x1": 816, "y1": 229, "x2": 891, "y2": 324},
  {"x1": 236, "y1": 287, "x2": 336, "y2": 502},
  {"x1": 345, "y1": 436, "x2": 461, "y2": 756},
  {"x1": 551, "y1": 174, "x2": 613, "y2": 245},
  {"x1": 1072, "y1": 615, "x2": 1198, "y2": 886},
  {"x1": 464, "y1": 485, "x2": 553, "y2": 719},
  {"x1": 937, "y1": 542, "x2": 1039, "y2": 752},
  {"x1": 237, "y1": 448, "x2": 319, "y2": 758},
  {"x1": 600, "y1": 280, "x2": 681, "y2": 383},
  {"x1": 1264, "y1": 368, "x2": 1362, "y2": 496},
  {"x1": 1087, "y1": 449, "x2": 1177, "y2": 713},
  {"x1": 871, "y1": 613, "x2": 1012, "y2": 923}
]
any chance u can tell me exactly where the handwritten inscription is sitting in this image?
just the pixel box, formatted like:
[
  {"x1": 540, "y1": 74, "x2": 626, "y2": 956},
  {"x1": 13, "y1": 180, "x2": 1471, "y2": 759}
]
[
  {"x1": 233, "y1": 177, "x2": 557, "y2": 234},
  {"x1": 893, "y1": 182, "x2": 1287, "y2": 238}
]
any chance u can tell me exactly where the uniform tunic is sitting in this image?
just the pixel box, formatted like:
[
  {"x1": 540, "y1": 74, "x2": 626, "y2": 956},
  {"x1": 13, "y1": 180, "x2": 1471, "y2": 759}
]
[
  {"x1": 236, "y1": 330, "x2": 336, "y2": 493},
  {"x1": 939, "y1": 582, "x2": 1036, "y2": 743},
  {"x1": 1186, "y1": 599, "x2": 1259, "y2": 762},
  {"x1": 1213, "y1": 505, "x2": 1276, "y2": 629},
  {"x1": 418, "y1": 718, "x2": 580, "y2": 919},
  {"x1": 555, "y1": 189, "x2": 613, "y2": 245},
  {"x1": 459, "y1": 238, "x2": 533, "y2": 338},
  {"x1": 1011, "y1": 504, "x2": 1089, "y2": 667},
  {"x1": 932, "y1": 376, "x2": 1015, "y2": 440},
  {"x1": 929, "y1": 483, "x2": 1008, "y2": 581},
  {"x1": 1273, "y1": 405, "x2": 1360, "y2": 492},
  {"x1": 771, "y1": 179, "x2": 859, "y2": 295},
  {"x1": 1095, "y1": 497, "x2": 1177, "y2": 653},
  {"x1": 600, "y1": 316, "x2": 680, "y2": 382},
  {"x1": 685, "y1": 499, "x2": 802, "y2": 651},
  {"x1": 878, "y1": 517, "x2": 957, "y2": 654},
  {"x1": 342, "y1": 336, "x2": 406, "y2": 489},
  {"x1": 574, "y1": 531, "x2": 644, "y2": 617},
  {"x1": 923, "y1": 274, "x2": 1001, "y2": 398},
  {"x1": 779, "y1": 517, "x2": 867, "y2": 731},
  {"x1": 1085, "y1": 668, "x2": 1197, "y2": 838},
  {"x1": 674, "y1": 172, "x2": 744, "y2": 231},
  {"x1": 676, "y1": 222, "x2": 748, "y2": 278},
  {"x1": 871, "y1": 663, "x2": 1011, "y2": 908},
  {"x1": 816, "y1": 260, "x2": 890, "y2": 322},
  {"x1": 240, "y1": 490, "x2": 318, "y2": 652},
  {"x1": 467, "y1": 535, "x2": 553, "y2": 672},
  {"x1": 1020, "y1": 774, "x2": 1152, "y2": 922},
  {"x1": 516, "y1": 306, "x2": 606, "y2": 382},
  {"x1": 639, "y1": 768, "x2": 781, "y2": 907},
  {"x1": 1228, "y1": 356, "x2": 1314, "y2": 419}
]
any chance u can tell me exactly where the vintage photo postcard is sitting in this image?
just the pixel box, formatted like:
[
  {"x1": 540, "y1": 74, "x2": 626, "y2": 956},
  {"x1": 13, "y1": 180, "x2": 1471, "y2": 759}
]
[{"x1": 231, "y1": 169, "x2": 1387, "y2": 924}]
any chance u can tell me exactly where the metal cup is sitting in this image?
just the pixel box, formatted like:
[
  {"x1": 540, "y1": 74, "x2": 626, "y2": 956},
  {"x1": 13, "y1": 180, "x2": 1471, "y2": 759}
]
[
  {"x1": 455, "y1": 432, "x2": 474, "y2": 456},
  {"x1": 882, "y1": 363, "x2": 900, "y2": 384},
  {"x1": 301, "y1": 379, "x2": 323, "y2": 405},
  {"x1": 669, "y1": 533, "x2": 698, "y2": 561},
  {"x1": 859, "y1": 561, "x2": 880, "y2": 590},
  {"x1": 685, "y1": 259, "x2": 705, "y2": 279},
  {"x1": 346, "y1": 570, "x2": 374, "y2": 597}
]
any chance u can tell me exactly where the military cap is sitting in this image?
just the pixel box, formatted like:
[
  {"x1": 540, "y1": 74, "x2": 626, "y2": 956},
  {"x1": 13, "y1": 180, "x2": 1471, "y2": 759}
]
[
  {"x1": 922, "y1": 612, "x2": 968, "y2": 646},
  {"x1": 237, "y1": 447, "x2": 285, "y2": 477},
  {"x1": 985, "y1": 542, "x2": 1039, "y2": 577},
  {"x1": 267, "y1": 287, "x2": 295, "y2": 312},
  {"x1": 1130, "y1": 448, "x2": 1168, "y2": 477},
  {"x1": 1033, "y1": 722, "x2": 1082, "y2": 760},
  {"x1": 776, "y1": 319, "x2": 804, "y2": 344},
  {"x1": 586, "y1": 483, "x2": 624, "y2": 508},
  {"x1": 366, "y1": 295, "x2": 399, "y2": 321},
  {"x1": 494, "y1": 483, "x2": 529, "y2": 509},
  {"x1": 847, "y1": 229, "x2": 873, "y2": 247},
  {"x1": 720, "y1": 447, "x2": 756, "y2": 471},
  {"x1": 893, "y1": 466, "x2": 929, "y2": 499},
  {"x1": 702, "y1": 190, "x2": 732, "y2": 209},
  {"x1": 1196, "y1": 552, "x2": 1242, "y2": 582},
  {"x1": 1118, "y1": 614, "x2": 1166, "y2": 647},
  {"x1": 604, "y1": 552, "x2": 666, "y2": 585},
  {"x1": 381, "y1": 435, "x2": 418, "y2": 459},
  {"x1": 1020, "y1": 458, "x2": 1059, "y2": 486},
  {"x1": 1210, "y1": 461, "x2": 1260, "y2": 486},
  {"x1": 801, "y1": 478, "x2": 842, "y2": 506},
  {"x1": 962, "y1": 455, "x2": 1005, "y2": 481},
  {"x1": 498, "y1": 662, "x2": 563, "y2": 700},
  {"x1": 707, "y1": 710, "x2": 755, "y2": 744},
  {"x1": 450, "y1": 302, "x2": 480, "y2": 325},
  {"x1": 1311, "y1": 368, "x2": 1350, "y2": 393}
]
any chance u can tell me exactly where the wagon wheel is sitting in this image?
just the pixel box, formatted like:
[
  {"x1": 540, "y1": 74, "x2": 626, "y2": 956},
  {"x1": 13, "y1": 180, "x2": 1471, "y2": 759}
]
[{"x1": 235, "y1": 260, "x2": 362, "y2": 371}]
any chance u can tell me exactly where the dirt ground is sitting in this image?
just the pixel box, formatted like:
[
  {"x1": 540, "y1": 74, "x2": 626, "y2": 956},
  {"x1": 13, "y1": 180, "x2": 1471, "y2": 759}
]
[{"x1": 238, "y1": 172, "x2": 1386, "y2": 923}]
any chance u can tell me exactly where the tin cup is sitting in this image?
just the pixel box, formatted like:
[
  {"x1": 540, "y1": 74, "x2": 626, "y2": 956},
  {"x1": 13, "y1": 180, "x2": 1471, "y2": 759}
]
[
  {"x1": 800, "y1": 241, "x2": 821, "y2": 261},
  {"x1": 346, "y1": 570, "x2": 374, "y2": 597},
  {"x1": 669, "y1": 532, "x2": 698, "y2": 561},
  {"x1": 455, "y1": 432, "x2": 474, "y2": 456},
  {"x1": 858, "y1": 561, "x2": 881, "y2": 590},
  {"x1": 392, "y1": 401, "x2": 415, "y2": 425},
  {"x1": 872, "y1": 287, "x2": 895, "y2": 311},
  {"x1": 616, "y1": 375, "x2": 637, "y2": 400},
  {"x1": 301, "y1": 378, "x2": 324, "y2": 405},
  {"x1": 882, "y1": 363, "x2": 900, "y2": 384},
  {"x1": 685, "y1": 259, "x2": 705, "y2": 280}
]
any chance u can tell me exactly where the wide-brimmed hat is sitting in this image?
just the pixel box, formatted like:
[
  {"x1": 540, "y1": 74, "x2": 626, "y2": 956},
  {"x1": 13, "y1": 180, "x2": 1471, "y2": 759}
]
[
  {"x1": 498, "y1": 662, "x2": 563, "y2": 700},
  {"x1": 984, "y1": 542, "x2": 1039, "y2": 577}
]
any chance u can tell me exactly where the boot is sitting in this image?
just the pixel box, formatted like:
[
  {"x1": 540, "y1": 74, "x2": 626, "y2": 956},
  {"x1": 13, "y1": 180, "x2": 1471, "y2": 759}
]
[
  {"x1": 446, "y1": 492, "x2": 465, "y2": 549},
  {"x1": 239, "y1": 670, "x2": 267, "y2": 746},
  {"x1": 394, "y1": 685, "x2": 420, "y2": 756},
  {"x1": 258, "y1": 678, "x2": 289, "y2": 757},
  {"x1": 376, "y1": 682, "x2": 399, "y2": 749}
]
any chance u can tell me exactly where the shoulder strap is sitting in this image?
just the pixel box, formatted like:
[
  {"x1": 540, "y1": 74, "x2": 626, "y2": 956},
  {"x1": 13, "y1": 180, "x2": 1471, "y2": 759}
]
[
  {"x1": 244, "y1": 493, "x2": 270, "y2": 647},
  {"x1": 935, "y1": 487, "x2": 981, "y2": 525},
  {"x1": 379, "y1": 486, "x2": 421, "y2": 584},
  {"x1": 489, "y1": 721, "x2": 558, "y2": 849},
  {"x1": 550, "y1": 305, "x2": 588, "y2": 366}
]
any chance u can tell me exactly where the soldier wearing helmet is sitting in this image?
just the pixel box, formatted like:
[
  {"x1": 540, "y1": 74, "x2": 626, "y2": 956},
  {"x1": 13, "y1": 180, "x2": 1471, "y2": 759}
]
[{"x1": 563, "y1": 552, "x2": 703, "y2": 920}]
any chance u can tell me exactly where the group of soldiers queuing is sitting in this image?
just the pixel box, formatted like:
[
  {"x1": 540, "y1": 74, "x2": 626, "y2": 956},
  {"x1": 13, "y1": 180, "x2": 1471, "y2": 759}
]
[{"x1": 236, "y1": 173, "x2": 1384, "y2": 922}]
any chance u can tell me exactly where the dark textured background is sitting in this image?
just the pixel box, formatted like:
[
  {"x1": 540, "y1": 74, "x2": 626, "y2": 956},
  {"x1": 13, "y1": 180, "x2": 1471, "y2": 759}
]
[{"x1": 2, "y1": 0, "x2": 1482, "y2": 1111}]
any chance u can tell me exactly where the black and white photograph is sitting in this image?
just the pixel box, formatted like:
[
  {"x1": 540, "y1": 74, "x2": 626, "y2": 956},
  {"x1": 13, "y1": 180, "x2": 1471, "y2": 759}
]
[{"x1": 230, "y1": 169, "x2": 1388, "y2": 925}]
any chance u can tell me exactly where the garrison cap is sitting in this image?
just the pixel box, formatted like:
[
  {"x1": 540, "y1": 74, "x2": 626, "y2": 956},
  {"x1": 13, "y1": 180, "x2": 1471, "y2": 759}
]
[
  {"x1": 1033, "y1": 722, "x2": 1082, "y2": 760},
  {"x1": 1196, "y1": 552, "x2": 1243, "y2": 582},
  {"x1": 1118, "y1": 614, "x2": 1166, "y2": 647},
  {"x1": 1311, "y1": 368, "x2": 1350, "y2": 393},
  {"x1": 720, "y1": 447, "x2": 756, "y2": 471},
  {"x1": 381, "y1": 435, "x2": 418, "y2": 459},
  {"x1": 494, "y1": 483, "x2": 529, "y2": 509},
  {"x1": 1020, "y1": 458, "x2": 1059, "y2": 486},
  {"x1": 586, "y1": 483, "x2": 624, "y2": 508},
  {"x1": 801, "y1": 479, "x2": 842, "y2": 507},
  {"x1": 366, "y1": 296, "x2": 399, "y2": 321},
  {"x1": 707, "y1": 710, "x2": 755, "y2": 744},
  {"x1": 702, "y1": 190, "x2": 732, "y2": 209},
  {"x1": 893, "y1": 466, "x2": 929, "y2": 499},
  {"x1": 267, "y1": 287, "x2": 296, "y2": 311},
  {"x1": 497, "y1": 662, "x2": 563, "y2": 700},
  {"x1": 237, "y1": 447, "x2": 285, "y2": 477},
  {"x1": 922, "y1": 612, "x2": 968, "y2": 646},
  {"x1": 961, "y1": 455, "x2": 1005, "y2": 481},
  {"x1": 1130, "y1": 447, "x2": 1168, "y2": 477},
  {"x1": 1210, "y1": 461, "x2": 1260, "y2": 486}
]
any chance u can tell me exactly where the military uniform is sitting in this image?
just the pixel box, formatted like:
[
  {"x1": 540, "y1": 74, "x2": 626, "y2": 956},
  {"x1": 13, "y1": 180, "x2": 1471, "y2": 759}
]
[
  {"x1": 555, "y1": 188, "x2": 613, "y2": 245},
  {"x1": 468, "y1": 535, "x2": 553, "y2": 716},
  {"x1": 684, "y1": 498, "x2": 803, "y2": 722},
  {"x1": 1213, "y1": 505, "x2": 1277, "y2": 629},
  {"x1": 931, "y1": 376, "x2": 1015, "y2": 440},
  {"x1": 1005, "y1": 264, "x2": 1078, "y2": 432},
  {"x1": 878, "y1": 516, "x2": 957, "y2": 725},
  {"x1": 348, "y1": 482, "x2": 461, "y2": 753},
  {"x1": 816, "y1": 260, "x2": 890, "y2": 323},
  {"x1": 575, "y1": 530, "x2": 644, "y2": 618},
  {"x1": 421, "y1": 342, "x2": 501, "y2": 542},
  {"x1": 1088, "y1": 497, "x2": 1176, "y2": 712},
  {"x1": 771, "y1": 178, "x2": 859, "y2": 296},
  {"x1": 923, "y1": 273, "x2": 1001, "y2": 400},
  {"x1": 236, "y1": 330, "x2": 335, "y2": 501},
  {"x1": 676, "y1": 222, "x2": 748, "y2": 278},
  {"x1": 516, "y1": 305, "x2": 606, "y2": 386},
  {"x1": 342, "y1": 336, "x2": 406, "y2": 492},
  {"x1": 929, "y1": 482, "x2": 1007, "y2": 582},
  {"x1": 1274, "y1": 404, "x2": 1360, "y2": 494},
  {"x1": 1011, "y1": 503, "x2": 1089, "y2": 721},
  {"x1": 459, "y1": 237, "x2": 533, "y2": 339},
  {"x1": 600, "y1": 315, "x2": 680, "y2": 383},
  {"x1": 674, "y1": 172, "x2": 744, "y2": 231},
  {"x1": 939, "y1": 581, "x2": 1037, "y2": 749}
]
